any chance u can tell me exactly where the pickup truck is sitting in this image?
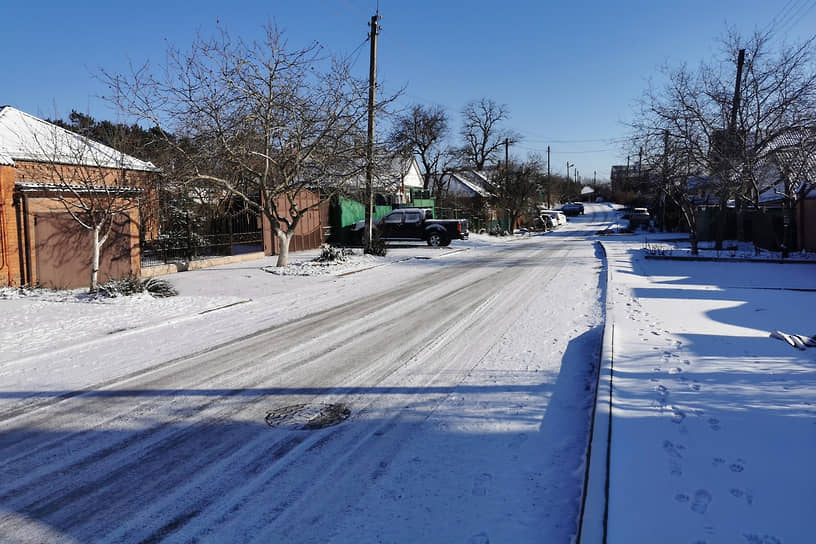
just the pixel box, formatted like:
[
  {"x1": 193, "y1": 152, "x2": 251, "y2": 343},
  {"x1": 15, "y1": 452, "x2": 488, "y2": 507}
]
[{"x1": 352, "y1": 208, "x2": 468, "y2": 247}]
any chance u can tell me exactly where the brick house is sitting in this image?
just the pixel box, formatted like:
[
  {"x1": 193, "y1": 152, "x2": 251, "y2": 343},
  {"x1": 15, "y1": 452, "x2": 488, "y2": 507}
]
[{"x1": 0, "y1": 106, "x2": 159, "y2": 288}]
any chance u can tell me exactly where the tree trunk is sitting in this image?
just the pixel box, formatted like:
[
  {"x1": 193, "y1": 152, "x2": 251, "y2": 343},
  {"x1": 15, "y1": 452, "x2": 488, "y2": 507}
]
[
  {"x1": 680, "y1": 202, "x2": 699, "y2": 256},
  {"x1": 782, "y1": 204, "x2": 793, "y2": 258},
  {"x1": 90, "y1": 225, "x2": 101, "y2": 292},
  {"x1": 714, "y1": 201, "x2": 727, "y2": 251},
  {"x1": 275, "y1": 229, "x2": 292, "y2": 267},
  {"x1": 735, "y1": 198, "x2": 745, "y2": 242},
  {"x1": 690, "y1": 229, "x2": 699, "y2": 256}
]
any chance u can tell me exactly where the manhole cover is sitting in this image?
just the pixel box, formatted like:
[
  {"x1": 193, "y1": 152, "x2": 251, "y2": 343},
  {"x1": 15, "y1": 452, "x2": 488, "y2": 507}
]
[{"x1": 265, "y1": 403, "x2": 351, "y2": 430}]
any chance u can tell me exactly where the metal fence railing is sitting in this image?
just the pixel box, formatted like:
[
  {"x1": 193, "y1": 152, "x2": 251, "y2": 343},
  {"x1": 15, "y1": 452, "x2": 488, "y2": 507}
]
[{"x1": 141, "y1": 231, "x2": 263, "y2": 267}]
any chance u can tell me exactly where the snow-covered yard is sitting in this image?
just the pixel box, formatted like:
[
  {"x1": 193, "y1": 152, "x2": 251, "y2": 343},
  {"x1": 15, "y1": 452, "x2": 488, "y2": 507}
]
[{"x1": 584, "y1": 231, "x2": 816, "y2": 544}]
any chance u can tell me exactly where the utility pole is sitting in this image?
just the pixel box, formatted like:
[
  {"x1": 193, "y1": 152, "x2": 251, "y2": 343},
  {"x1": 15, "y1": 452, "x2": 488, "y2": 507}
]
[
  {"x1": 662, "y1": 130, "x2": 669, "y2": 232},
  {"x1": 729, "y1": 49, "x2": 746, "y2": 133},
  {"x1": 363, "y1": 13, "x2": 380, "y2": 253},
  {"x1": 546, "y1": 145, "x2": 551, "y2": 208},
  {"x1": 504, "y1": 138, "x2": 509, "y2": 170}
]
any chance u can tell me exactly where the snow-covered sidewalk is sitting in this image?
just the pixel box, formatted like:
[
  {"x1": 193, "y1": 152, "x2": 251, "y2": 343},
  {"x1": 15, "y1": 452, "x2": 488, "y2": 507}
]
[{"x1": 583, "y1": 234, "x2": 816, "y2": 544}]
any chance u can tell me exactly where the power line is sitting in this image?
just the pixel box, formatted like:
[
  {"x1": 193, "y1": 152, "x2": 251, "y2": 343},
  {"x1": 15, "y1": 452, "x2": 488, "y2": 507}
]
[
  {"x1": 777, "y1": 0, "x2": 816, "y2": 36},
  {"x1": 516, "y1": 144, "x2": 614, "y2": 154},
  {"x1": 520, "y1": 136, "x2": 629, "y2": 144},
  {"x1": 763, "y1": 0, "x2": 800, "y2": 36},
  {"x1": 766, "y1": 0, "x2": 816, "y2": 37},
  {"x1": 344, "y1": 37, "x2": 370, "y2": 70}
]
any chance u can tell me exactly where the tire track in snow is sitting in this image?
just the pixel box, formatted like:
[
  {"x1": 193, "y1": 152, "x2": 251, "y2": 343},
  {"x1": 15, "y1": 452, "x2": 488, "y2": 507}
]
[{"x1": 0, "y1": 238, "x2": 582, "y2": 542}]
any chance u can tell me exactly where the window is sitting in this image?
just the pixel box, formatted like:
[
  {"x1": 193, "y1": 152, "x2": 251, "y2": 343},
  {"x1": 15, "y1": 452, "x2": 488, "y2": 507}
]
[
  {"x1": 405, "y1": 211, "x2": 422, "y2": 223},
  {"x1": 385, "y1": 212, "x2": 403, "y2": 224}
]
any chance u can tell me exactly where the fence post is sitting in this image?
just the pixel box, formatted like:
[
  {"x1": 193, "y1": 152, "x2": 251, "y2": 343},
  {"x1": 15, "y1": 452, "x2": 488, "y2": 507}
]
[
  {"x1": 186, "y1": 211, "x2": 193, "y2": 261},
  {"x1": 228, "y1": 214, "x2": 234, "y2": 256}
]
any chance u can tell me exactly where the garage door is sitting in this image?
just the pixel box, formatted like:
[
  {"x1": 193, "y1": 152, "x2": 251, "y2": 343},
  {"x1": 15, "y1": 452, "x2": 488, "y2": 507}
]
[{"x1": 34, "y1": 213, "x2": 134, "y2": 289}]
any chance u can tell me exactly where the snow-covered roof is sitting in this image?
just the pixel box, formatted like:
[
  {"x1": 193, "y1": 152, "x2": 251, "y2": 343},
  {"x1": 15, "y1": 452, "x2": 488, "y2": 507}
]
[
  {"x1": 754, "y1": 128, "x2": 816, "y2": 204},
  {"x1": 0, "y1": 106, "x2": 158, "y2": 172},
  {"x1": 446, "y1": 170, "x2": 494, "y2": 197},
  {"x1": 15, "y1": 181, "x2": 143, "y2": 194}
]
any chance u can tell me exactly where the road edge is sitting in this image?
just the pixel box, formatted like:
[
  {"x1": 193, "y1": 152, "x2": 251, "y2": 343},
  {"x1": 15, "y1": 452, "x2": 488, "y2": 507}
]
[{"x1": 577, "y1": 241, "x2": 614, "y2": 544}]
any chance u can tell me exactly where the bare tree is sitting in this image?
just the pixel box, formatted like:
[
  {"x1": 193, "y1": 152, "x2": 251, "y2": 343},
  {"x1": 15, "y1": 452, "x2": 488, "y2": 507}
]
[
  {"x1": 631, "y1": 29, "x2": 816, "y2": 252},
  {"x1": 388, "y1": 104, "x2": 450, "y2": 191},
  {"x1": 459, "y1": 98, "x2": 520, "y2": 170},
  {"x1": 491, "y1": 157, "x2": 542, "y2": 233},
  {"x1": 22, "y1": 115, "x2": 151, "y2": 291},
  {"x1": 102, "y1": 23, "x2": 388, "y2": 266}
]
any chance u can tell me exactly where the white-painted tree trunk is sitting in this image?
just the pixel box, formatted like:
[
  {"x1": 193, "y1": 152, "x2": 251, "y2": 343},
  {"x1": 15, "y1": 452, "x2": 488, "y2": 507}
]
[
  {"x1": 90, "y1": 224, "x2": 109, "y2": 292},
  {"x1": 275, "y1": 230, "x2": 293, "y2": 267},
  {"x1": 91, "y1": 225, "x2": 101, "y2": 292}
]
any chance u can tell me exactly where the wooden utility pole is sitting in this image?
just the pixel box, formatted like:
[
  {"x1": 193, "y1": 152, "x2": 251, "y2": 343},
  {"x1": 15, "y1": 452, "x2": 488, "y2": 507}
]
[
  {"x1": 729, "y1": 49, "x2": 746, "y2": 133},
  {"x1": 504, "y1": 138, "x2": 509, "y2": 169},
  {"x1": 662, "y1": 129, "x2": 669, "y2": 232},
  {"x1": 546, "y1": 145, "x2": 551, "y2": 208},
  {"x1": 363, "y1": 13, "x2": 380, "y2": 252}
]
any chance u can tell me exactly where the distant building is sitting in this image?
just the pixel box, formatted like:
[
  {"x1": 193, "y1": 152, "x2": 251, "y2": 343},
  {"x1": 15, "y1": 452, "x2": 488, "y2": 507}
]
[{"x1": 610, "y1": 164, "x2": 642, "y2": 194}]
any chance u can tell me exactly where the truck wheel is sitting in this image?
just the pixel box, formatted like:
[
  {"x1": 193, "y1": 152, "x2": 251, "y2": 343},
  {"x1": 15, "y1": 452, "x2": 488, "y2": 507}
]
[{"x1": 427, "y1": 233, "x2": 446, "y2": 247}]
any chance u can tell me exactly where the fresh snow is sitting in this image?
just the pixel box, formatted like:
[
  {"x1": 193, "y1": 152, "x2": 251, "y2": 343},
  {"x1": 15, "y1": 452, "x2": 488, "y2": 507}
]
[{"x1": 595, "y1": 230, "x2": 816, "y2": 544}]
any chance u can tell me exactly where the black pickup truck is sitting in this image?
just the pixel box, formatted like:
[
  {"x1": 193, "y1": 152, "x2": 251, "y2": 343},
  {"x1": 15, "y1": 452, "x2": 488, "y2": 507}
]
[{"x1": 353, "y1": 208, "x2": 468, "y2": 247}]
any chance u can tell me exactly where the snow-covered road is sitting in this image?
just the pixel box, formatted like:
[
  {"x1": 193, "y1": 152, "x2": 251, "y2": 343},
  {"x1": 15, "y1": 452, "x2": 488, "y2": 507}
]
[{"x1": 0, "y1": 206, "x2": 618, "y2": 543}]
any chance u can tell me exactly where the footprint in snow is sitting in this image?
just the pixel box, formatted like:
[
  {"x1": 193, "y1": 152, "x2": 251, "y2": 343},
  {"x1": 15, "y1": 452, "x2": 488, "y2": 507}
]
[
  {"x1": 655, "y1": 385, "x2": 669, "y2": 407},
  {"x1": 672, "y1": 408, "x2": 686, "y2": 424},
  {"x1": 467, "y1": 532, "x2": 490, "y2": 544},
  {"x1": 669, "y1": 459, "x2": 683, "y2": 476},
  {"x1": 730, "y1": 461, "x2": 745, "y2": 473},
  {"x1": 674, "y1": 493, "x2": 690, "y2": 503},
  {"x1": 712, "y1": 457, "x2": 725, "y2": 467},
  {"x1": 508, "y1": 433, "x2": 528, "y2": 450},
  {"x1": 743, "y1": 534, "x2": 781, "y2": 544},
  {"x1": 472, "y1": 473, "x2": 492, "y2": 497},
  {"x1": 691, "y1": 489, "x2": 712, "y2": 514},
  {"x1": 663, "y1": 439, "x2": 685, "y2": 459},
  {"x1": 708, "y1": 418, "x2": 720, "y2": 431}
]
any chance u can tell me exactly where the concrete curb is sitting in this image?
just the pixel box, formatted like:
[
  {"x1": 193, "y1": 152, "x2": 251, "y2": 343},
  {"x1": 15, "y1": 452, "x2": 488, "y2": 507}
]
[
  {"x1": 644, "y1": 254, "x2": 816, "y2": 264},
  {"x1": 578, "y1": 241, "x2": 614, "y2": 544}
]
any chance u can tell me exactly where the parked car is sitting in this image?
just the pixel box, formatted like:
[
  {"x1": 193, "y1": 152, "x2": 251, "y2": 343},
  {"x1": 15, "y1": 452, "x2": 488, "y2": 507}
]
[
  {"x1": 561, "y1": 202, "x2": 584, "y2": 216},
  {"x1": 352, "y1": 208, "x2": 468, "y2": 247},
  {"x1": 537, "y1": 214, "x2": 555, "y2": 230},
  {"x1": 539, "y1": 209, "x2": 567, "y2": 227},
  {"x1": 628, "y1": 208, "x2": 651, "y2": 230}
]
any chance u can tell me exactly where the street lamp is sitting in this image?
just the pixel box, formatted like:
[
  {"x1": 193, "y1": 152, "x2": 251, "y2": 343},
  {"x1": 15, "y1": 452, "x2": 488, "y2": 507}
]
[{"x1": 566, "y1": 161, "x2": 574, "y2": 181}]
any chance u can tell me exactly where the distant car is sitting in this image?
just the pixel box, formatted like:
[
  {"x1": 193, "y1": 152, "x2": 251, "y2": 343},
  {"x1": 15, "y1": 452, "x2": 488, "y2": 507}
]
[
  {"x1": 537, "y1": 214, "x2": 555, "y2": 230},
  {"x1": 540, "y1": 210, "x2": 567, "y2": 227},
  {"x1": 561, "y1": 202, "x2": 584, "y2": 216},
  {"x1": 628, "y1": 208, "x2": 651, "y2": 230}
]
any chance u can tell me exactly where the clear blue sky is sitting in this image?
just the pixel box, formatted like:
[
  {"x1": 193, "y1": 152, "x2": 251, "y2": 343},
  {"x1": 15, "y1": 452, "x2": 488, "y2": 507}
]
[{"x1": 4, "y1": 0, "x2": 816, "y2": 182}]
